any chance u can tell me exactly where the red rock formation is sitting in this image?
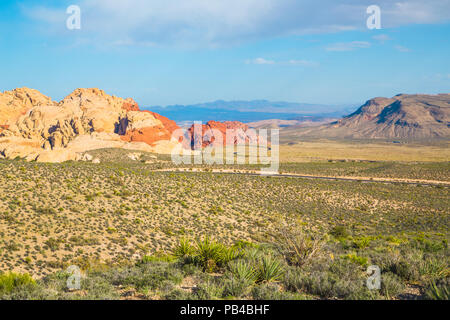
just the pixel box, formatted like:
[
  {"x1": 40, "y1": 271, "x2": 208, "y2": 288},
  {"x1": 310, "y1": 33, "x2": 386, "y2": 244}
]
[
  {"x1": 119, "y1": 110, "x2": 180, "y2": 147},
  {"x1": 143, "y1": 111, "x2": 179, "y2": 135},
  {"x1": 186, "y1": 121, "x2": 259, "y2": 149},
  {"x1": 120, "y1": 125, "x2": 174, "y2": 146},
  {"x1": 121, "y1": 99, "x2": 140, "y2": 112}
]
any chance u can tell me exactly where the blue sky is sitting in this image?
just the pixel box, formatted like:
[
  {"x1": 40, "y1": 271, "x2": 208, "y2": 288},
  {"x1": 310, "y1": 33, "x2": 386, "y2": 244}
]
[{"x1": 1, "y1": 0, "x2": 449, "y2": 107}]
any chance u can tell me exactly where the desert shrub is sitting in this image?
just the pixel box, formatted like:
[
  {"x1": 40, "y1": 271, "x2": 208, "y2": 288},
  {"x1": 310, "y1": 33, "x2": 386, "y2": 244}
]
[
  {"x1": 352, "y1": 236, "x2": 372, "y2": 249},
  {"x1": 298, "y1": 271, "x2": 374, "y2": 299},
  {"x1": 251, "y1": 283, "x2": 307, "y2": 300},
  {"x1": 273, "y1": 223, "x2": 324, "y2": 267},
  {"x1": 286, "y1": 259, "x2": 376, "y2": 299},
  {"x1": 410, "y1": 237, "x2": 448, "y2": 253},
  {"x1": 0, "y1": 283, "x2": 44, "y2": 300},
  {"x1": 425, "y1": 278, "x2": 450, "y2": 300},
  {"x1": 330, "y1": 226, "x2": 349, "y2": 238},
  {"x1": 0, "y1": 272, "x2": 36, "y2": 294},
  {"x1": 371, "y1": 250, "x2": 421, "y2": 282},
  {"x1": 380, "y1": 272, "x2": 405, "y2": 299},
  {"x1": 34, "y1": 207, "x2": 57, "y2": 215},
  {"x1": 164, "y1": 288, "x2": 195, "y2": 300},
  {"x1": 80, "y1": 276, "x2": 119, "y2": 300},
  {"x1": 341, "y1": 253, "x2": 368, "y2": 267},
  {"x1": 44, "y1": 238, "x2": 61, "y2": 251},
  {"x1": 104, "y1": 262, "x2": 183, "y2": 291},
  {"x1": 181, "y1": 263, "x2": 203, "y2": 276},
  {"x1": 39, "y1": 271, "x2": 73, "y2": 293},
  {"x1": 196, "y1": 279, "x2": 224, "y2": 299},
  {"x1": 233, "y1": 240, "x2": 256, "y2": 250},
  {"x1": 283, "y1": 266, "x2": 305, "y2": 292},
  {"x1": 286, "y1": 271, "x2": 336, "y2": 298},
  {"x1": 139, "y1": 253, "x2": 176, "y2": 264},
  {"x1": 221, "y1": 275, "x2": 252, "y2": 298}
]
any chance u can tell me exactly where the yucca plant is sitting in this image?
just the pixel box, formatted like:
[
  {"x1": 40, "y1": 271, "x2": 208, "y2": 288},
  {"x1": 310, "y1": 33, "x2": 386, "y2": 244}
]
[
  {"x1": 257, "y1": 255, "x2": 285, "y2": 283},
  {"x1": 243, "y1": 248, "x2": 261, "y2": 261},
  {"x1": 173, "y1": 237, "x2": 195, "y2": 262},
  {"x1": 229, "y1": 260, "x2": 258, "y2": 284},
  {"x1": 425, "y1": 280, "x2": 450, "y2": 300},
  {"x1": 221, "y1": 247, "x2": 243, "y2": 264},
  {"x1": 275, "y1": 224, "x2": 324, "y2": 267},
  {"x1": 419, "y1": 257, "x2": 449, "y2": 280},
  {"x1": 194, "y1": 237, "x2": 226, "y2": 272}
]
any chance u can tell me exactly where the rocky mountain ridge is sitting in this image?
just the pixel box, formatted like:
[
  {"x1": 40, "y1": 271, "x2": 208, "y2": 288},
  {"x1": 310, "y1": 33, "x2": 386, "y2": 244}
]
[{"x1": 289, "y1": 94, "x2": 450, "y2": 140}]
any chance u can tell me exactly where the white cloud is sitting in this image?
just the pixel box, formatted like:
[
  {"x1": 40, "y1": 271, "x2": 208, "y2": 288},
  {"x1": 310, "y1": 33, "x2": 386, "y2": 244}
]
[
  {"x1": 326, "y1": 41, "x2": 371, "y2": 52},
  {"x1": 246, "y1": 58, "x2": 276, "y2": 65},
  {"x1": 395, "y1": 45, "x2": 412, "y2": 52},
  {"x1": 246, "y1": 58, "x2": 318, "y2": 66},
  {"x1": 372, "y1": 34, "x2": 392, "y2": 42},
  {"x1": 24, "y1": 0, "x2": 450, "y2": 47},
  {"x1": 287, "y1": 60, "x2": 319, "y2": 67}
]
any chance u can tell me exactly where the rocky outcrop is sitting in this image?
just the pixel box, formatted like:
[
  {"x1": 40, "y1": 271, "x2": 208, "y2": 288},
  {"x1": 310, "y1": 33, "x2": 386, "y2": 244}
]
[
  {"x1": 0, "y1": 88, "x2": 55, "y2": 127},
  {"x1": 120, "y1": 111, "x2": 179, "y2": 147},
  {"x1": 0, "y1": 88, "x2": 182, "y2": 162},
  {"x1": 186, "y1": 121, "x2": 261, "y2": 149}
]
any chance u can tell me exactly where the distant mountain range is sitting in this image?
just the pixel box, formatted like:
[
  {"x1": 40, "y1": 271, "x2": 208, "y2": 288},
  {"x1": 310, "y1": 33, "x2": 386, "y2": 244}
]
[
  {"x1": 283, "y1": 94, "x2": 450, "y2": 141},
  {"x1": 247, "y1": 117, "x2": 338, "y2": 129},
  {"x1": 146, "y1": 100, "x2": 356, "y2": 125}
]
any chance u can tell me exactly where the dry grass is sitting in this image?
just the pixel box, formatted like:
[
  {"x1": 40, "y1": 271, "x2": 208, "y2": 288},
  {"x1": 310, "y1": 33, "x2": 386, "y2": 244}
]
[{"x1": 279, "y1": 140, "x2": 450, "y2": 162}]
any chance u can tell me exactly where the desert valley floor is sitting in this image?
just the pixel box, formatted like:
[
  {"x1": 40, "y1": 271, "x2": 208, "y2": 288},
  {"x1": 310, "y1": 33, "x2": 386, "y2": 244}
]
[{"x1": 0, "y1": 143, "x2": 448, "y2": 300}]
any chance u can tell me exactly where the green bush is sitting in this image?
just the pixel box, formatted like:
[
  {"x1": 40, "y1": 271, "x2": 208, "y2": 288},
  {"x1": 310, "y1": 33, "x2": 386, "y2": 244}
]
[
  {"x1": 286, "y1": 260, "x2": 378, "y2": 300},
  {"x1": 352, "y1": 237, "x2": 372, "y2": 249},
  {"x1": 221, "y1": 276, "x2": 252, "y2": 298},
  {"x1": 196, "y1": 279, "x2": 224, "y2": 299},
  {"x1": 80, "y1": 276, "x2": 119, "y2": 300},
  {"x1": 380, "y1": 272, "x2": 405, "y2": 299},
  {"x1": 341, "y1": 253, "x2": 368, "y2": 267},
  {"x1": 251, "y1": 283, "x2": 307, "y2": 300},
  {"x1": 0, "y1": 272, "x2": 36, "y2": 294},
  {"x1": 139, "y1": 253, "x2": 176, "y2": 264},
  {"x1": 164, "y1": 288, "x2": 194, "y2": 300},
  {"x1": 105, "y1": 262, "x2": 183, "y2": 291},
  {"x1": 330, "y1": 226, "x2": 349, "y2": 238}
]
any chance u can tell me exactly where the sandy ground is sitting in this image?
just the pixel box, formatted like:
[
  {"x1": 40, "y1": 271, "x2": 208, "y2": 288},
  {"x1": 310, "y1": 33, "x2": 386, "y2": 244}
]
[{"x1": 155, "y1": 167, "x2": 450, "y2": 186}]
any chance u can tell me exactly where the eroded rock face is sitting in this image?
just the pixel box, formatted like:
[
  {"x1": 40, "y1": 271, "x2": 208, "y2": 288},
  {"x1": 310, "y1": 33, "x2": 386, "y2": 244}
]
[
  {"x1": 0, "y1": 88, "x2": 182, "y2": 162},
  {"x1": 0, "y1": 87, "x2": 55, "y2": 127},
  {"x1": 120, "y1": 111, "x2": 178, "y2": 146}
]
